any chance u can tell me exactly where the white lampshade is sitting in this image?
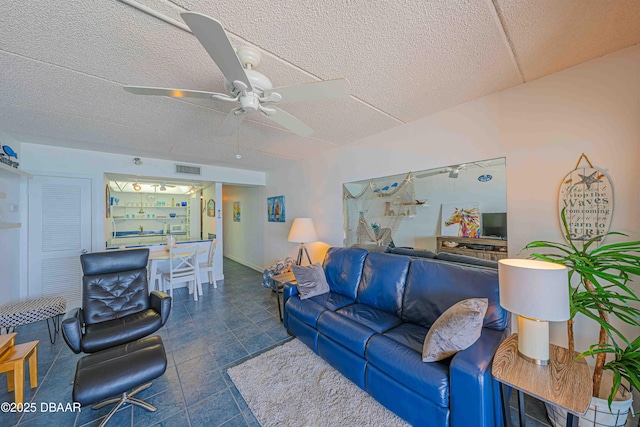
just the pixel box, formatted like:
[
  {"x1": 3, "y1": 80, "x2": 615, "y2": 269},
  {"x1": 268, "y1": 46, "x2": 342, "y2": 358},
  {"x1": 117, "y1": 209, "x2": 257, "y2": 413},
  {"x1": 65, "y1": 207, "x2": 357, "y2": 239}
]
[
  {"x1": 288, "y1": 218, "x2": 318, "y2": 243},
  {"x1": 499, "y1": 259, "x2": 570, "y2": 364},
  {"x1": 498, "y1": 259, "x2": 570, "y2": 321}
]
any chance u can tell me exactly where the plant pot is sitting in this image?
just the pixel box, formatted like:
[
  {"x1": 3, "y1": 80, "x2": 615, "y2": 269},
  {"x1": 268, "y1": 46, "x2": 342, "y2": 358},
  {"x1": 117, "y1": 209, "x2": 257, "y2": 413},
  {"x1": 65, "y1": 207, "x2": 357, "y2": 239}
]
[{"x1": 545, "y1": 394, "x2": 632, "y2": 427}]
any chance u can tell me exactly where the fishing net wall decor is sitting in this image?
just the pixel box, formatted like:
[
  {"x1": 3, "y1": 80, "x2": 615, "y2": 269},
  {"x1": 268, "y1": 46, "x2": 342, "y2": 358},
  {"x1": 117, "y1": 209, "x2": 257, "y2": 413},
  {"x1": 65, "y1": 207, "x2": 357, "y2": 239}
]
[{"x1": 344, "y1": 172, "x2": 415, "y2": 249}]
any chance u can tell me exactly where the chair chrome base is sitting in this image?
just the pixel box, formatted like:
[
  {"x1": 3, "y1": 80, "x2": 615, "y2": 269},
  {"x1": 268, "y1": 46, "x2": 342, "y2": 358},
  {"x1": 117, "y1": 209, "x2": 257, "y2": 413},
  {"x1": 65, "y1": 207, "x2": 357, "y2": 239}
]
[{"x1": 92, "y1": 382, "x2": 156, "y2": 427}]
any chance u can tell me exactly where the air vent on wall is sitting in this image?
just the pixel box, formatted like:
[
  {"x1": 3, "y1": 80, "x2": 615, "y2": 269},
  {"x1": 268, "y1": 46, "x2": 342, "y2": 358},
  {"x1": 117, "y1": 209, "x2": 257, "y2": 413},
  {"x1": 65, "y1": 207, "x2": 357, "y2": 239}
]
[{"x1": 175, "y1": 164, "x2": 201, "y2": 175}]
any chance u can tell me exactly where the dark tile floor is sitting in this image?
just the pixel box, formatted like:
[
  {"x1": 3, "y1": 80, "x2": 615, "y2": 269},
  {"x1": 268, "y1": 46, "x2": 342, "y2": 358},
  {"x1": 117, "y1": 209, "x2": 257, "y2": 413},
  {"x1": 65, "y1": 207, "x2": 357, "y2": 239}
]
[{"x1": 0, "y1": 257, "x2": 552, "y2": 427}]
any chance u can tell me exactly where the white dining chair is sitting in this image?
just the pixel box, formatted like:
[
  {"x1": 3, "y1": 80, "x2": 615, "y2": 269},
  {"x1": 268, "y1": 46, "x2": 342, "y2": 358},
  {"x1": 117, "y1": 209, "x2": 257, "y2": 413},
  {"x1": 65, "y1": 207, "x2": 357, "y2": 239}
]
[
  {"x1": 199, "y1": 239, "x2": 218, "y2": 288},
  {"x1": 162, "y1": 245, "x2": 202, "y2": 301}
]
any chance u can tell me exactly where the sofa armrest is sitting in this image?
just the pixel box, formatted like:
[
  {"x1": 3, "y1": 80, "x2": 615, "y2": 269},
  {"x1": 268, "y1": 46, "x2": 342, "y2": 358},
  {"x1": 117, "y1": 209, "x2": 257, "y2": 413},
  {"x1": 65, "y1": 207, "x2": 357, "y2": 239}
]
[
  {"x1": 150, "y1": 290, "x2": 172, "y2": 325},
  {"x1": 61, "y1": 308, "x2": 84, "y2": 354},
  {"x1": 282, "y1": 283, "x2": 299, "y2": 328},
  {"x1": 449, "y1": 328, "x2": 507, "y2": 427}
]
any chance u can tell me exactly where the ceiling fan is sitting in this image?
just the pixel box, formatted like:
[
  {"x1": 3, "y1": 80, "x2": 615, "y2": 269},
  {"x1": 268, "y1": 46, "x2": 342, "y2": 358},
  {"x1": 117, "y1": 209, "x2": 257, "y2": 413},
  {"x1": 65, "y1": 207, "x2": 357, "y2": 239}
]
[
  {"x1": 124, "y1": 12, "x2": 351, "y2": 137},
  {"x1": 415, "y1": 164, "x2": 471, "y2": 180}
]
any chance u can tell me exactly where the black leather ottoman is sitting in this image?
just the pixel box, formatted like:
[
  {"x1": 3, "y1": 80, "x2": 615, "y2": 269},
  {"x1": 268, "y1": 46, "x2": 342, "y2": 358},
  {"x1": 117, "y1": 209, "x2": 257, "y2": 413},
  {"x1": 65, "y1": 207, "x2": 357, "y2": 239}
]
[{"x1": 73, "y1": 335, "x2": 167, "y2": 427}]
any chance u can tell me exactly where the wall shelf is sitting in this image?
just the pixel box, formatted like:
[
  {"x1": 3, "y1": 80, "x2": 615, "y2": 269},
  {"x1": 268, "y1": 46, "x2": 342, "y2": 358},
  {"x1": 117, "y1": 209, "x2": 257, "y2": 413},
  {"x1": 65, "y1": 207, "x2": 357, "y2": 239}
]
[
  {"x1": 0, "y1": 162, "x2": 32, "y2": 179},
  {"x1": 0, "y1": 222, "x2": 21, "y2": 229}
]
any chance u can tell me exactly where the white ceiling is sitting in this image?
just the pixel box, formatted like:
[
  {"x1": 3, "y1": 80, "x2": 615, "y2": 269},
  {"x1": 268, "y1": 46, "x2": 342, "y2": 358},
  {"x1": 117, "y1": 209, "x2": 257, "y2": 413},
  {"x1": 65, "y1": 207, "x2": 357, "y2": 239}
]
[{"x1": 1, "y1": 1, "x2": 639, "y2": 172}]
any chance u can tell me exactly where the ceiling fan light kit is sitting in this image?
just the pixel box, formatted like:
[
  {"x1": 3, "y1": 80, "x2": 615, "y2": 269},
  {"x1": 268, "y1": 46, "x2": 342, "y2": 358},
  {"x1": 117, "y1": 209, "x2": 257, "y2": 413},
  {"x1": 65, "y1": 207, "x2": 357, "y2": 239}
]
[{"x1": 123, "y1": 11, "x2": 351, "y2": 140}]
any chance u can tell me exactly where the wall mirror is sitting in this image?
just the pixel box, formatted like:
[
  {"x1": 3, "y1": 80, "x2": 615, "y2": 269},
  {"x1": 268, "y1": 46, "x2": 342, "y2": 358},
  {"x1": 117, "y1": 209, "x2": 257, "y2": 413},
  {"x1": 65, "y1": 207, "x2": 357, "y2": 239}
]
[{"x1": 343, "y1": 157, "x2": 507, "y2": 258}]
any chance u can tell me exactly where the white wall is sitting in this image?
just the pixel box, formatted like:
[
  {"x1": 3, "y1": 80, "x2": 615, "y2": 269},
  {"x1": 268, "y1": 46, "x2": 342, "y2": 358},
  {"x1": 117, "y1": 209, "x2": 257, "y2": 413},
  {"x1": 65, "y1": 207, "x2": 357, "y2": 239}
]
[
  {"x1": 222, "y1": 185, "x2": 265, "y2": 271},
  {"x1": 20, "y1": 144, "x2": 265, "y2": 252},
  {"x1": 7, "y1": 144, "x2": 264, "y2": 303},
  {"x1": 0, "y1": 141, "x2": 25, "y2": 305},
  {"x1": 260, "y1": 44, "x2": 640, "y2": 352},
  {"x1": 202, "y1": 184, "x2": 218, "y2": 240}
]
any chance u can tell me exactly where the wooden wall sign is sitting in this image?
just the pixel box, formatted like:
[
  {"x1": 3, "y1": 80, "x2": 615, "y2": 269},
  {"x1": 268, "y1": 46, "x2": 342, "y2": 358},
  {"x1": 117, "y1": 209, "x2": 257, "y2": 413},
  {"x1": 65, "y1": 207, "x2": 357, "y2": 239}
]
[{"x1": 558, "y1": 154, "x2": 613, "y2": 242}]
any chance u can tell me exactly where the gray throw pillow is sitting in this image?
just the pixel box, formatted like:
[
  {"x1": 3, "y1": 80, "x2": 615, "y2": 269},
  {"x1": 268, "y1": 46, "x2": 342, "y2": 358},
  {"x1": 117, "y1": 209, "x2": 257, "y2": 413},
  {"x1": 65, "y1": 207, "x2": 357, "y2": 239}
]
[
  {"x1": 291, "y1": 263, "x2": 330, "y2": 300},
  {"x1": 422, "y1": 298, "x2": 488, "y2": 362}
]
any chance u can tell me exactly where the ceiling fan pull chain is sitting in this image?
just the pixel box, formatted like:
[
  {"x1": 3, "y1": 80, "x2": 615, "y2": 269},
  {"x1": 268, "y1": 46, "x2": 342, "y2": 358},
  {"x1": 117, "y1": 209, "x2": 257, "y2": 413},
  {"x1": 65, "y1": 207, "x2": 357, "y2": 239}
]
[{"x1": 236, "y1": 115, "x2": 242, "y2": 160}]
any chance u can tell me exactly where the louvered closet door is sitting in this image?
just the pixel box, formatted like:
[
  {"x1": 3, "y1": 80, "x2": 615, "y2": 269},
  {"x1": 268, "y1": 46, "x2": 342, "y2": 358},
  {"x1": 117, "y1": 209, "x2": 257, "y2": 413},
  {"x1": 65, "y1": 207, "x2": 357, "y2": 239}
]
[{"x1": 28, "y1": 176, "x2": 91, "y2": 310}]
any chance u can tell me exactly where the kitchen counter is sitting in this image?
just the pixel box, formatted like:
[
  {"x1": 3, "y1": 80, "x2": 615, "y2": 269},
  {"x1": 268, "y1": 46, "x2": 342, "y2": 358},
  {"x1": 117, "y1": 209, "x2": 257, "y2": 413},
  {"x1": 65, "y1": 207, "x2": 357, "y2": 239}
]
[
  {"x1": 106, "y1": 238, "x2": 211, "y2": 251},
  {"x1": 109, "y1": 231, "x2": 188, "y2": 247}
]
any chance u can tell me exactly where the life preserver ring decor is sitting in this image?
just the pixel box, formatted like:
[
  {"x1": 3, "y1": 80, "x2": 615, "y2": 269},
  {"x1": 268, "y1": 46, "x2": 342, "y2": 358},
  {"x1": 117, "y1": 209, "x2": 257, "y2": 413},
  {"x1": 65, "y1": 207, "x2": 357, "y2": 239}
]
[{"x1": 558, "y1": 154, "x2": 613, "y2": 243}]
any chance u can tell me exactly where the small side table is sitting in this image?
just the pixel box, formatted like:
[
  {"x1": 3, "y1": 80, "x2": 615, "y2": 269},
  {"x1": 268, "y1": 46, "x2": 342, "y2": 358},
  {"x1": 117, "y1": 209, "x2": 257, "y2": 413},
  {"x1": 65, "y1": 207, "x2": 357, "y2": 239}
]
[
  {"x1": 271, "y1": 271, "x2": 296, "y2": 322},
  {"x1": 492, "y1": 334, "x2": 591, "y2": 427},
  {"x1": 0, "y1": 334, "x2": 39, "y2": 405}
]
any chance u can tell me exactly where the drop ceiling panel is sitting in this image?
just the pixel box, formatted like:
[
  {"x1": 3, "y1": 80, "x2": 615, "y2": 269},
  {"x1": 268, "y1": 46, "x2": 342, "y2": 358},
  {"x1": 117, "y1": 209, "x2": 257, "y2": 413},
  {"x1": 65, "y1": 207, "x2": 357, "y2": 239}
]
[
  {"x1": 188, "y1": 0, "x2": 524, "y2": 122},
  {"x1": 494, "y1": 0, "x2": 640, "y2": 81}
]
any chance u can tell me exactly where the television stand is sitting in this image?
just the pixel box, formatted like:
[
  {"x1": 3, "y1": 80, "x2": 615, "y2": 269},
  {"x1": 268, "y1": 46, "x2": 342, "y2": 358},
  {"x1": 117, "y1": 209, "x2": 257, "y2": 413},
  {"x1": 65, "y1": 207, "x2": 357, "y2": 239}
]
[{"x1": 436, "y1": 236, "x2": 508, "y2": 261}]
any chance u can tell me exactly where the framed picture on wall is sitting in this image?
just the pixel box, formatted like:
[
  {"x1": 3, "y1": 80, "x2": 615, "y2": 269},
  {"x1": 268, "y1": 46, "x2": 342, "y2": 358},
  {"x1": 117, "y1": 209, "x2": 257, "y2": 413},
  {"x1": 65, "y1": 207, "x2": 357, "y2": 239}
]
[
  {"x1": 267, "y1": 195, "x2": 285, "y2": 222},
  {"x1": 440, "y1": 202, "x2": 481, "y2": 238},
  {"x1": 233, "y1": 202, "x2": 241, "y2": 222},
  {"x1": 207, "y1": 199, "x2": 215, "y2": 217}
]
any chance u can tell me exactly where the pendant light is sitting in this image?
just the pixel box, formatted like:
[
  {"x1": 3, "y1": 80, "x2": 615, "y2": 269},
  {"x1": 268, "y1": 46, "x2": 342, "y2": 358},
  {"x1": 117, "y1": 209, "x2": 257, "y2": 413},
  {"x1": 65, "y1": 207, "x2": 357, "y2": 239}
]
[{"x1": 133, "y1": 182, "x2": 141, "y2": 191}]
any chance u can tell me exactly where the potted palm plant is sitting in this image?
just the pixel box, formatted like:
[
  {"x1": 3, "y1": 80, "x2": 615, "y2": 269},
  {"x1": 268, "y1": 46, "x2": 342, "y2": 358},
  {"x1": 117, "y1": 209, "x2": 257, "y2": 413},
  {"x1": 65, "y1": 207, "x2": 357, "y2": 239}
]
[{"x1": 524, "y1": 208, "x2": 640, "y2": 427}]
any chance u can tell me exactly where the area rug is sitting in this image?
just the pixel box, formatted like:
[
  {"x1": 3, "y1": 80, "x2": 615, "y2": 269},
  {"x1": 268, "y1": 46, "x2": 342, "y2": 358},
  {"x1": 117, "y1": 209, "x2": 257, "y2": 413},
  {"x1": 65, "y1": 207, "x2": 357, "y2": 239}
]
[{"x1": 227, "y1": 339, "x2": 409, "y2": 427}]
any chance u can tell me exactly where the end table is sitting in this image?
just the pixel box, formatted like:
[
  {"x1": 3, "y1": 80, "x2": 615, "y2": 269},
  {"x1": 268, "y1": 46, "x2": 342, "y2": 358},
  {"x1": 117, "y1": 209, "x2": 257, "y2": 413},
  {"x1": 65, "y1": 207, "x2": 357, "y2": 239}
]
[
  {"x1": 492, "y1": 334, "x2": 591, "y2": 427},
  {"x1": 271, "y1": 271, "x2": 296, "y2": 322}
]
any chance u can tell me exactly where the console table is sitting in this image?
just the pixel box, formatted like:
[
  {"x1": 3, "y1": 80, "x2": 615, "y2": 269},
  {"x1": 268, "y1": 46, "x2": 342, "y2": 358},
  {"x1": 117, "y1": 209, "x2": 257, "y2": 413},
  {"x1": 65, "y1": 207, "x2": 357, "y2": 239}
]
[
  {"x1": 436, "y1": 236, "x2": 508, "y2": 260},
  {"x1": 492, "y1": 334, "x2": 591, "y2": 427}
]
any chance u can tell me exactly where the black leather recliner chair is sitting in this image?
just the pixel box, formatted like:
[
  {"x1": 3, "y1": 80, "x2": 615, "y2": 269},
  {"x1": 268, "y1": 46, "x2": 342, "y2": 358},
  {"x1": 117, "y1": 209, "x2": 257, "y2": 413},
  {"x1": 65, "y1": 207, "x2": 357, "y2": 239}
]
[{"x1": 62, "y1": 249, "x2": 171, "y2": 354}]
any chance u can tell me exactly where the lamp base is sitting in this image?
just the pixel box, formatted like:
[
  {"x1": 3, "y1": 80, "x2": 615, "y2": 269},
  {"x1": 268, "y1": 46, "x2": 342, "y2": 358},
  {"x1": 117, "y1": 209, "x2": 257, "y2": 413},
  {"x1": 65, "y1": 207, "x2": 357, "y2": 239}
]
[
  {"x1": 517, "y1": 316, "x2": 550, "y2": 365},
  {"x1": 296, "y1": 244, "x2": 312, "y2": 266}
]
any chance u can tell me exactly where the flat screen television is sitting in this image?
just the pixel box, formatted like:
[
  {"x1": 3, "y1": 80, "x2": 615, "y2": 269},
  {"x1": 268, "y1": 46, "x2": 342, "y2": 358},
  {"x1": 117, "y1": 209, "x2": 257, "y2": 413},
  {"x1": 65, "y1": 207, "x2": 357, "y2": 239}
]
[{"x1": 482, "y1": 212, "x2": 507, "y2": 239}]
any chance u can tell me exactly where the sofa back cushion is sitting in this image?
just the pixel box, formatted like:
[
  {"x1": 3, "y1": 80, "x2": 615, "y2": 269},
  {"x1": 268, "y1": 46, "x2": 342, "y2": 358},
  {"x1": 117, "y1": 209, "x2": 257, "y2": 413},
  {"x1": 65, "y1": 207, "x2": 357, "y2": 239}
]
[
  {"x1": 386, "y1": 247, "x2": 436, "y2": 259},
  {"x1": 401, "y1": 258, "x2": 507, "y2": 330},
  {"x1": 357, "y1": 252, "x2": 411, "y2": 315},
  {"x1": 434, "y1": 252, "x2": 498, "y2": 269},
  {"x1": 323, "y1": 247, "x2": 368, "y2": 300}
]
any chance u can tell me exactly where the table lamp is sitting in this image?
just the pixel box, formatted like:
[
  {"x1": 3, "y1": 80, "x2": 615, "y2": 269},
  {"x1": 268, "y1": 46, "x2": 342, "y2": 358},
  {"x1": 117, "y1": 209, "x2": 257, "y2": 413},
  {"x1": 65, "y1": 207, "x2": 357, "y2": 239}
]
[
  {"x1": 288, "y1": 218, "x2": 318, "y2": 265},
  {"x1": 498, "y1": 259, "x2": 569, "y2": 365}
]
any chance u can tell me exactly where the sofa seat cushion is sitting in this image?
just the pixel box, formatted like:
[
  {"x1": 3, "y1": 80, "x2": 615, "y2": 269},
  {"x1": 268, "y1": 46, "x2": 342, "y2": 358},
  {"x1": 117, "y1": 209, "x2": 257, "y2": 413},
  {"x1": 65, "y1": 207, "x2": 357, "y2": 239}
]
[
  {"x1": 382, "y1": 322, "x2": 428, "y2": 354},
  {"x1": 318, "y1": 311, "x2": 377, "y2": 357},
  {"x1": 336, "y1": 304, "x2": 402, "y2": 333},
  {"x1": 285, "y1": 295, "x2": 328, "y2": 329},
  {"x1": 82, "y1": 309, "x2": 163, "y2": 353},
  {"x1": 307, "y1": 292, "x2": 355, "y2": 312},
  {"x1": 365, "y1": 334, "x2": 450, "y2": 407}
]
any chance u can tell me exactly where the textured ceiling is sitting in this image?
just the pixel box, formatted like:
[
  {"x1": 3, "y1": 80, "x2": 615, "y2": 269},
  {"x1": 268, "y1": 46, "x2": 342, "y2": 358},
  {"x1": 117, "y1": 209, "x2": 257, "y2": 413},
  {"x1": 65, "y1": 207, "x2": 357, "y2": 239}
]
[{"x1": 0, "y1": 0, "x2": 638, "y2": 172}]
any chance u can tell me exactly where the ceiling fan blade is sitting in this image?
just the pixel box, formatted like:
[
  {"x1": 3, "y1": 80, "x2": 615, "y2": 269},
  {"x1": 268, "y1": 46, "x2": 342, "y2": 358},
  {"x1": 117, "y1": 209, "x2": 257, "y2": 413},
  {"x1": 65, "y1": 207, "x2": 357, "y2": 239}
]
[
  {"x1": 180, "y1": 12, "x2": 252, "y2": 91},
  {"x1": 264, "y1": 78, "x2": 351, "y2": 104},
  {"x1": 215, "y1": 110, "x2": 245, "y2": 137},
  {"x1": 265, "y1": 107, "x2": 314, "y2": 137},
  {"x1": 124, "y1": 85, "x2": 225, "y2": 100}
]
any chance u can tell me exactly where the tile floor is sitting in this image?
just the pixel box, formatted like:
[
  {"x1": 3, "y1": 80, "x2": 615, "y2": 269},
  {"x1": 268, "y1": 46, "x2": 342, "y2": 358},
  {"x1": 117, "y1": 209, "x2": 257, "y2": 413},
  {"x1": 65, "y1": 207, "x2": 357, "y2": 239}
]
[{"x1": 0, "y1": 257, "x2": 552, "y2": 427}]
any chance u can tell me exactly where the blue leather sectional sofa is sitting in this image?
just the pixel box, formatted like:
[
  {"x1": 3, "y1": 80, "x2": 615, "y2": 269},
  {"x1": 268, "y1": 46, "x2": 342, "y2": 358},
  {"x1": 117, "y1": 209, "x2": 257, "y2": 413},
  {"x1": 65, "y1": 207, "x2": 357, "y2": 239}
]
[{"x1": 283, "y1": 247, "x2": 509, "y2": 427}]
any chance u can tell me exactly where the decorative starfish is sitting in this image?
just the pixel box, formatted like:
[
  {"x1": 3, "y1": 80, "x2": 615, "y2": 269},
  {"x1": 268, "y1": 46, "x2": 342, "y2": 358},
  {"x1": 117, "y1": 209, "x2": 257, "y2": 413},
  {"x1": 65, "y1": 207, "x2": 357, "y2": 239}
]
[{"x1": 577, "y1": 171, "x2": 602, "y2": 190}]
